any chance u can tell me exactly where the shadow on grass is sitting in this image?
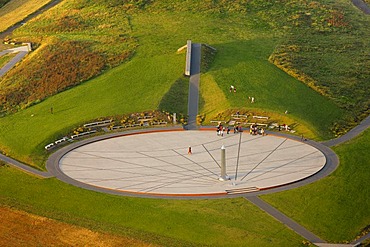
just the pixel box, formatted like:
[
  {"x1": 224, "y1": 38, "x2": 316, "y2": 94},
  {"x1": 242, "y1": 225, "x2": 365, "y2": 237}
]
[
  {"x1": 158, "y1": 76, "x2": 189, "y2": 115},
  {"x1": 207, "y1": 38, "x2": 278, "y2": 73}
]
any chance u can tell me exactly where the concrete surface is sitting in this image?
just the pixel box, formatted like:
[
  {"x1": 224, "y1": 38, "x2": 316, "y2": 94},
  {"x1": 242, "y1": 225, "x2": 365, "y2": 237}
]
[{"x1": 57, "y1": 130, "x2": 326, "y2": 196}]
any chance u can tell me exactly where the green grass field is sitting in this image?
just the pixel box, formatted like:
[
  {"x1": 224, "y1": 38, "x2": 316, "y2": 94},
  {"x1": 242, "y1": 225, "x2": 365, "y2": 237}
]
[
  {"x1": 0, "y1": 166, "x2": 305, "y2": 246},
  {"x1": 262, "y1": 128, "x2": 370, "y2": 243}
]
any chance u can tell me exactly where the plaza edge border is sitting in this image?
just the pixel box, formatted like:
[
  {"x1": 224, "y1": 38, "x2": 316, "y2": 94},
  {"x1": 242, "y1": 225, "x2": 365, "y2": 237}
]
[{"x1": 46, "y1": 126, "x2": 339, "y2": 199}]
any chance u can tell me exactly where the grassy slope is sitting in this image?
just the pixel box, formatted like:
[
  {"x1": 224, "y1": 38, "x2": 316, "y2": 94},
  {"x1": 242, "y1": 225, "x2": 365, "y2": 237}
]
[
  {"x1": 262, "y1": 128, "x2": 370, "y2": 242},
  {"x1": 0, "y1": 0, "x2": 51, "y2": 32},
  {"x1": 199, "y1": 38, "x2": 343, "y2": 139},
  {"x1": 0, "y1": 167, "x2": 304, "y2": 246},
  {"x1": 0, "y1": 6, "x2": 344, "y2": 167},
  {"x1": 0, "y1": 53, "x2": 184, "y2": 167}
]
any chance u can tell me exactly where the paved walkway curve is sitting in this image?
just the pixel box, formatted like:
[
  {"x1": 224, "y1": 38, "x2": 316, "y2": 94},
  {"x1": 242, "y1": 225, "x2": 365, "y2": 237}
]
[
  {"x1": 0, "y1": 153, "x2": 52, "y2": 178},
  {"x1": 0, "y1": 45, "x2": 30, "y2": 77},
  {"x1": 322, "y1": 115, "x2": 370, "y2": 147}
]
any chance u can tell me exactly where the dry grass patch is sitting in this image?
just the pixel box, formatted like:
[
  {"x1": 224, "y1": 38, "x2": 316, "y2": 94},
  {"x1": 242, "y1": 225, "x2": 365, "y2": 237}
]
[{"x1": 0, "y1": 206, "x2": 155, "y2": 247}]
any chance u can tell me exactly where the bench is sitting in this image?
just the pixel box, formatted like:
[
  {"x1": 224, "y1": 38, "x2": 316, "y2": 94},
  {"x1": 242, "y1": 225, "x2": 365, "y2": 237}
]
[
  {"x1": 231, "y1": 114, "x2": 247, "y2": 117},
  {"x1": 44, "y1": 143, "x2": 55, "y2": 150},
  {"x1": 247, "y1": 123, "x2": 268, "y2": 127},
  {"x1": 83, "y1": 119, "x2": 113, "y2": 128},
  {"x1": 54, "y1": 137, "x2": 69, "y2": 145},
  {"x1": 45, "y1": 137, "x2": 71, "y2": 150},
  {"x1": 253, "y1": 116, "x2": 269, "y2": 120},
  {"x1": 152, "y1": 121, "x2": 167, "y2": 126},
  {"x1": 210, "y1": 120, "x2": 227, "y2": 123},
  {"x1": 71, "y1": 130, "x2": 97, "y2": 139}
]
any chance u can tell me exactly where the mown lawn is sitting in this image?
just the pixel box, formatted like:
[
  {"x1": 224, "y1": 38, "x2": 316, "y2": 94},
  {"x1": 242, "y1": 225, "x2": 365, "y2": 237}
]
[
  {"x1": 0, "y1": 166, "x2": 305, "y2": 246},
  {"x1": 0, "y1": 0, "x2": 51, "y2": 32},
  {"x1": 261, "y1": 128, "x2": 370, "y2": 243}
]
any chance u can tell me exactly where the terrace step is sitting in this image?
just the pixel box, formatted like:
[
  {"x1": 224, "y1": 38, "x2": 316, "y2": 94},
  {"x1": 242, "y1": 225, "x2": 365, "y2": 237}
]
[{"x1": 225, "y1": 187, "x2": 260, "y2": 194}]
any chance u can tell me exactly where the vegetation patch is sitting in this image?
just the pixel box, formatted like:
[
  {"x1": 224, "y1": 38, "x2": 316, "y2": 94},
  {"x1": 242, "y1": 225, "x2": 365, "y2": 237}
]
[
  {"x1": 0, "y1": 160, "x2": 7, "y2": 167},
  {"x1": 0, "y1": 40, "x2": 106, "y2": 112},
  {"x1": 0, "y1": 206, "x2": 152, "y2": 247},
  {"x1": 262, "y1": 0, "x2": 370, "y2": 135}
]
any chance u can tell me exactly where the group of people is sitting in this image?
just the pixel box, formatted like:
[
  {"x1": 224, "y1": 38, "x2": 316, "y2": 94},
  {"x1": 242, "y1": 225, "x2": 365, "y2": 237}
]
[
  {"x1": 216, "y1": 124, "x2": 243, "y2": 136},
  {"x1": 229, "y1": 85, "x2": 237, "y2": 93},
  {"x1": 279, "y1": 124, "x2": 290, "y2": 131},
  {"x1": 250, "y1": 124, "x2": 265, "y2": 136}
]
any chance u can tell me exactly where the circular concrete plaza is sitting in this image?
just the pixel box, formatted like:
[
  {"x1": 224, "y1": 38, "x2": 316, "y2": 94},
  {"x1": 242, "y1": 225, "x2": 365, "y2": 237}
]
[{"x1": 58, "y1": 130, "x2": 326, "y2": 196}]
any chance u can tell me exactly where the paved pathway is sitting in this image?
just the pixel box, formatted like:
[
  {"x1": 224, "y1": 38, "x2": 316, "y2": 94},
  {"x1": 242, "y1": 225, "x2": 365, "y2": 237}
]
[
  {"x1": 246, "y1": 196, "x2": 326, "y2": 244},
  {"x1": 0, "y1": 45, "x2": 30, "y2": 77},
  {"x1": 322, "y1": 115, "x2": 370, "y2": 147},
  {"x1": 0, "y1": 153, "x2": 52, "y2": 178},
  {"x1": 186, "y1": 43, "x2": 201, "y2": 130}
]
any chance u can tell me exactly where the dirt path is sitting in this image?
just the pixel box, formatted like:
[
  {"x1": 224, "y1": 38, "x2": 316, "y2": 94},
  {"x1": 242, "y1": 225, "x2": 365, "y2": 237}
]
[{"x1": 0, "y1": 206, "x2": 154, "y2": 247}]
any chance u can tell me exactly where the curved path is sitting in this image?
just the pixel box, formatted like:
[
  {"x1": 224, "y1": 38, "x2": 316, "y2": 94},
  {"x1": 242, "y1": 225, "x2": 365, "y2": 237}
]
[{"x1": 322, "y1": 115, "x2": 370, "y2": 147}]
